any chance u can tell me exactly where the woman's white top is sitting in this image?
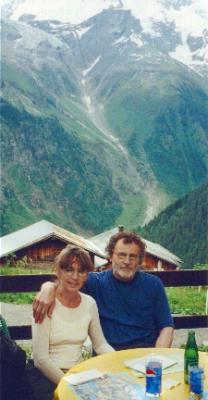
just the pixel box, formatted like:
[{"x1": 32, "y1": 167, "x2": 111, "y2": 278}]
[{"x1": 32, "y1": 293, "x2": 114, "y2": 384}]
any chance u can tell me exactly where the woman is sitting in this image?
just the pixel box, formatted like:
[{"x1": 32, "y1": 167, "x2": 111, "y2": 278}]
[{"x1": 29, "y1": 245, "x2": 114, "y2": 400}]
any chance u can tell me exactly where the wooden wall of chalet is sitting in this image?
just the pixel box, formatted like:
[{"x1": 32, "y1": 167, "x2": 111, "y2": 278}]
[
  {"x1": 142, "y1": 253, "x2": 178, "y2": 271},
  {"x1": 14, "y1": 238, "x2": 66, "y2": 263},
  {"x1": 1, "y1": 238, "x2": 95, "y2": 267}
]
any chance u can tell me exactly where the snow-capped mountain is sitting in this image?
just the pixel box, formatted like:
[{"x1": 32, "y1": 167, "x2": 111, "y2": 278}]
[{"x1": 1, "y1": 0, "x2": 208, "y2": 75}]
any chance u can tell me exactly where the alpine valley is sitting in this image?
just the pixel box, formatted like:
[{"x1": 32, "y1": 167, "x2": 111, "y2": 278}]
[{"x1": 1, "y1": 0, "x2": 208, "y2": 236}]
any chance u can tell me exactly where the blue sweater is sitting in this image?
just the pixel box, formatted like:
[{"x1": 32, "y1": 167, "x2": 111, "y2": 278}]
[{"x1": 83, "y1": 270, "x2": 173, "y2": 349}]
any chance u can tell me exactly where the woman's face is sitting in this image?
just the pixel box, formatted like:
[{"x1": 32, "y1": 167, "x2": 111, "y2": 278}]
[{"x1": 57, "y1": 256, "x2": 88, "y2": 293}]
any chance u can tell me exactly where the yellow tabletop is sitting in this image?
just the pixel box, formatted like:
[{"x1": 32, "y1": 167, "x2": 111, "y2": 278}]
[{"x1": 54, "y1": 348, "x2": 208, "y2": 400}]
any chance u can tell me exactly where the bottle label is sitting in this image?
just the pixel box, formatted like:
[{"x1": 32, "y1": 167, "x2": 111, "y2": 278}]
[
  {"x1": 185, "y1": 358, "x2": 199, "y2": 383},
  {"x1": 185, "y1": 358, "x2": 198, "y2": 369}
]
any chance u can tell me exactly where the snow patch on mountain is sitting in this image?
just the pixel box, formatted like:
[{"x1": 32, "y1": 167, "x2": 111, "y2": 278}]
[
  {"x1": 170, "y1": 42, "x2": 193, "y2": 65},
  {"x1": 194, "y1": 46, "x2": 208, "y2": 63},
  {"x1": 113, "y1": 32, "x2": 144, "y2": 49},
  {"x1": 4, "y1": 18, "x2": 64, "y2": 50},
  {"x1": 168, "y1": 0, "x2": 207, "y2": 37},
  {"x1": 113, "y1": 36, "x2": 129, "y2": 45},
  {"x1": 123, "y1": 0, "x2": 165, "y2": 35},
  {"x1": 167, "y1": 1, "x2": 207, "y2": 64},
  {"x1": 130, "y1": 53, "x2": 144, "y2": 61},
  {"x1": 83, "y1": 56, "x2": 101, "y2": 76},
  {"x1": 76, "y1": 25, "x2": 93, "y2": 39},
  {"x1": 129, "y1": 33, "x2": 143, "y2": 47}
]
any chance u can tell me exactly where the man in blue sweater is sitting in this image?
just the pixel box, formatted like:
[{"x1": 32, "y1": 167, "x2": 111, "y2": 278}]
[{"x1": 33, "y1": 231, "x2": 174, "y2": 349}]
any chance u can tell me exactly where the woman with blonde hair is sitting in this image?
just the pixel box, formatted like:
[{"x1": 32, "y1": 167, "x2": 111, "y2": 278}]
[{"x1": 28, "y1": 245, "x2": 114, "y2": 400}]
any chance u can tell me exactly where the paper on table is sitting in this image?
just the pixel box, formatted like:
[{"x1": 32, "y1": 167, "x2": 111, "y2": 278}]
[
  {"x1": 160, "y1": 353, "x2": 184, "y2": 374},
  {"x1": 124, "y1": 353, "x2": 178, "y2": 374},
  {"x1": 63, "y1": 369, "x2": 105, "y2": 385}
]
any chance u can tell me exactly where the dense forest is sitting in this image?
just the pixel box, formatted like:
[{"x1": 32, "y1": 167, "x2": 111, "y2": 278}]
[{"x1": 138, "y1": 180, "x2": 208, "y2": 268}]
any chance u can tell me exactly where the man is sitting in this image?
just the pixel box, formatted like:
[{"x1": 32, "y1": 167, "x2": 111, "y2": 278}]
[{"x1": 33, "y1": 231, "x2": 174, "y2": 350}]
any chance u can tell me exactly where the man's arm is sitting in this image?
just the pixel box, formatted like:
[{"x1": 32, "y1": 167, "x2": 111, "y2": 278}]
[
  {"x1": 155, "y1": 327, "x2": 174, "y2": 348},
  {"x1": 153, "y1": 277, "x2": 174, "y2": 347},
  {"x1": 33, "y1": 281, "x2": 57, "y2": 323}
]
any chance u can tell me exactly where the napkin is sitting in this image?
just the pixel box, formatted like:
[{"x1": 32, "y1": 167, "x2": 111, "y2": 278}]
[{"x1": 63, "y1": 369, "x2": 105, "y2": 385}]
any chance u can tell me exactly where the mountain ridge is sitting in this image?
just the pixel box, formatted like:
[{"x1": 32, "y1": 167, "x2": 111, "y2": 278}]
[{"x1": 2, "y1": 0, "x2": 207, "y2": 77}]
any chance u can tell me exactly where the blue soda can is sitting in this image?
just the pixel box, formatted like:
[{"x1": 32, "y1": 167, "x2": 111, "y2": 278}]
[
  {"x1": 189, "y1": 366, "x2": 204, "y2": 396},
  {"x1": 145, "y1": 360, "x2": 162, "y2": 397}
]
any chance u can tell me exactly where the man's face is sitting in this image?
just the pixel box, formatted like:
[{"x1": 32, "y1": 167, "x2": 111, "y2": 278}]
[{"x1": 110, "y1": 238, "x2": 141, "y2": 282}]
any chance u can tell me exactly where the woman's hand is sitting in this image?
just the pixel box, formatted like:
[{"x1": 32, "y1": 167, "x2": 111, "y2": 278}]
[{"x1": 33, "y1": 282, "x2": 57, "y2": 323}]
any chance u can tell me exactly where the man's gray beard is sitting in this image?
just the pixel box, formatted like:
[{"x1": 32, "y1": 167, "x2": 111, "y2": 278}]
[{"x1": 113, "y1": 266, "x2": 136, "y2": 280}]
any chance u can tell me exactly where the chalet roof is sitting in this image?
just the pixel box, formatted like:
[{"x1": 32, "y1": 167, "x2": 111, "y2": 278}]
[
  {"x1": 0, "y1": 220, "x2": 106, "y2": 259},
  {"x1": 90, "y1": 227, "x2": 182, "y2": 267}
]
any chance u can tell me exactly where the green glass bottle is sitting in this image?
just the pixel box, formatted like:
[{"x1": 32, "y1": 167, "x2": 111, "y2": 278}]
[{"x1": 184, "y1": 330, "x2": 199, "y2": 384}]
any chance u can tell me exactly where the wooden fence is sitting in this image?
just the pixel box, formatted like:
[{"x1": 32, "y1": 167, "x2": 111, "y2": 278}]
[{"x1": 0, "y1": 270, "x2": 207, "y2": 340}]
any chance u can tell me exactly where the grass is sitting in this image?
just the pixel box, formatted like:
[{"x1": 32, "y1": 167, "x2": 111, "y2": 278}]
[
  {"x1": 0, "y1": 264, "x2": 53, "y2": 275},
  {"x1": 0, "y1": 263, "x2": 54, "y2": 304},
  {"x1": 166, "y1": 286, "x2": 208, "y2": 315},
  {"x1": 0, "y1": 292, "x2": 36, "y2": 304},
  {"x1": 115, "y1": 192, "x2": 147, "y2": 229},
  {"x1": 180, "y1": 343, "x2": 208, "y2": 352},
  {"x1": 2, "y1": 62, "x2": 41, "y2": 98}
]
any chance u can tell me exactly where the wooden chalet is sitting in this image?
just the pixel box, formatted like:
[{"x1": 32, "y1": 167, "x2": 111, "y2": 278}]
[
  {"x1": 0, "y1": 220, "x2": 106, "y2": 268},
  {"x1": 90, "y1": 227, "x2": 182, "y2": 271}
]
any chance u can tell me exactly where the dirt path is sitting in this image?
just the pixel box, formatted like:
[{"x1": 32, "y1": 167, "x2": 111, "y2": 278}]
[{"x1": 1, "y1": 302, "x2": 32, "y2": 326}]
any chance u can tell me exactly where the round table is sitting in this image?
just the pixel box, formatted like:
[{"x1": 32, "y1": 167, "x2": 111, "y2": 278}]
[{"x1": 54, "y1": 348, "x2": 208, "y2": 399}]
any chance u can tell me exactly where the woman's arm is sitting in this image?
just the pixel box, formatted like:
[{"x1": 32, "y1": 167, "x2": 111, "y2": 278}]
[
  {"x1": 88, "y1": 301, "x2": 115, "y2": 354},
  {"x1": 32, "y1": 316, "x2": 64, "y2": 384}
]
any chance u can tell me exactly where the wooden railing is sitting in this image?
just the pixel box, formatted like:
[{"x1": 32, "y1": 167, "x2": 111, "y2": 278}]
[{"x1": 0, "y1": 270, "x2": 207, "y2": 340}]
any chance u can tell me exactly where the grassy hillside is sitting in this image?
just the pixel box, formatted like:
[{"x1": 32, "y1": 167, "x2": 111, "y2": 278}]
[{"x1": 138, "y1": 181, "x2": 208, "y2": 268}]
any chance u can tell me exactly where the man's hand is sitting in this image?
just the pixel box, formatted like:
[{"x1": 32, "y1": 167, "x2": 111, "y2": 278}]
[{"x1": 33, "y1": 282, "x2": 57, "y2": 323}]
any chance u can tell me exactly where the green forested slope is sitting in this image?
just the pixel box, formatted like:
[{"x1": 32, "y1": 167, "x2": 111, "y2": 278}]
[
  {"x1": 139, "y1": 181, "x2": 208, "y2": 268},
  {"x1": 1, "y1": 100, "x2": 122, "y2": 235},
  {"x1": 105, "y1": 67, "x2": 208, "y2": 199}
]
